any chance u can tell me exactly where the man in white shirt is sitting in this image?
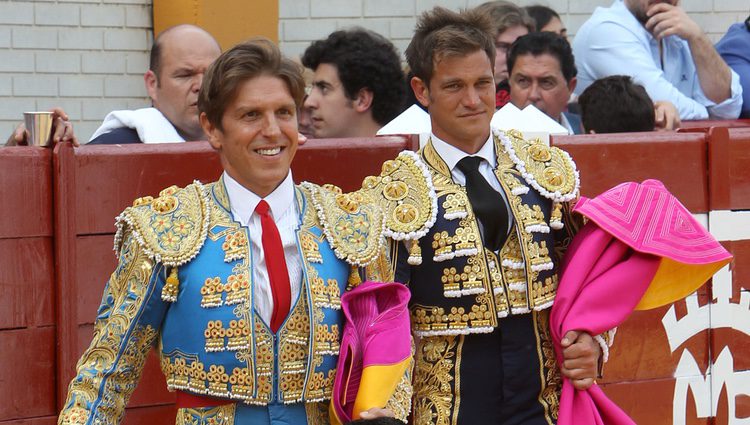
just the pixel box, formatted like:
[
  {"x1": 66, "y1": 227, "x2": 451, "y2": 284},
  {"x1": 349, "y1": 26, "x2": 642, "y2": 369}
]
[
  {"x1": 366, "y1": 6, "x2": 602, "y2": 425},
  {"x1": 573, "y1": 0, "x2": 742, "y2": 120},
  {"x1": 59, "y1": 39, "x2": 411, "y2": 424}
]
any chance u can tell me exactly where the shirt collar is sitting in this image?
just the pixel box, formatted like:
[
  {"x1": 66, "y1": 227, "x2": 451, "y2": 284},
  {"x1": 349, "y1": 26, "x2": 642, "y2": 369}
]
[
  {"x1": 431, "y1": 132, "x2": 496, "y2": 172},
  {"x1": 560, "y1": 113, "x2": 575, "y2": 135},
  {"x1": 222, "y1": 170, "x2": 295, "y2": 225}
]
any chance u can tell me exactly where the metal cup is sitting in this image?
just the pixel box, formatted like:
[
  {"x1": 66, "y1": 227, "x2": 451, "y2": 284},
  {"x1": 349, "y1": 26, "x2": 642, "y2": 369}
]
[{"x1": 23, "y1": 111, "x2": 54, "y2": 147}]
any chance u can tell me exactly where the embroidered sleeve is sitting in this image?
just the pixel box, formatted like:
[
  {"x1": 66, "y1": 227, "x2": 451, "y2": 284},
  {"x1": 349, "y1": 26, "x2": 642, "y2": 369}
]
[{"x1": 58, "y1": 231, "x2": 169, "y2": 425}]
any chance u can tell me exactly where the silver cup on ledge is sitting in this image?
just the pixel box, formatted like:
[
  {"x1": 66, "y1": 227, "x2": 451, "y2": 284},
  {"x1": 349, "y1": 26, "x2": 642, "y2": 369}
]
[{"x1": 23, "y1": 111, "x2": 54, "y2": 147}]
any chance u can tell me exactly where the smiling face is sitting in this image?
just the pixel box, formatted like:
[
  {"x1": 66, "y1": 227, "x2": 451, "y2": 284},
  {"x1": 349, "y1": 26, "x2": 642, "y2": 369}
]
[
  {"x1": 509, "y1": 52, "x2": 576, "y2": 122},
  {"x1": 412, "y1": 49, "x2": 495, "y2": 154},
  {"x1": 202, "y1": 75, "x2": 299, "y2": 197},
  {"x1": 146, "y1": 27, "x2": 221, "y2": 141}
]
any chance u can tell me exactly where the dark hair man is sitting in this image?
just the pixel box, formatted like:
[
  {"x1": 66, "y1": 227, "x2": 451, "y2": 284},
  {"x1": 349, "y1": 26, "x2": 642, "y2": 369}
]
[
  {"x1": 58, "y1": 38, "x2": 410, "y2": 424},
  {"x1": 363, "y1": 6, "x2": 602, "y2": 425},
  {"x1": 508, "y1": 32, "x2": 581, "y2": 134},
  {"x1": 578, "y1": 75, "x2": 682, "y2": 132},
  {"x1": 578, "y1": 75, "x2": 656, "y2": 133},
  {"x1": 89, "y1": 24, "x2": 221, "y2": 144},
  {"x1": 302, "y1": 28, "x2": 405, "y2": 138}
]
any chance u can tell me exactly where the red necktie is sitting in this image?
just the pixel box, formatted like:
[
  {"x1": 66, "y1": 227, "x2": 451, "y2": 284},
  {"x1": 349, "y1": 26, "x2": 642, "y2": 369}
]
[{"x1": 255, "y1": 200, "x2": 291, "y2": 333}]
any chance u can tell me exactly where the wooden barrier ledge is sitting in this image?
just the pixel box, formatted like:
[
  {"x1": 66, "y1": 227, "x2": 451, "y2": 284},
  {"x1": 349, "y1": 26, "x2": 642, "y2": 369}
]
[{"x1": 1, "y1": 127, "x2": 748, "y2": 424}]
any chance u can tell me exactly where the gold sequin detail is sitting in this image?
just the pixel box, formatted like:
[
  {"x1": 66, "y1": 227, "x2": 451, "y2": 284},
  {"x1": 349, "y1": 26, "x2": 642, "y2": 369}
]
[{"x1": 222, "y1": 230, "x2": 248, "y2": 262}]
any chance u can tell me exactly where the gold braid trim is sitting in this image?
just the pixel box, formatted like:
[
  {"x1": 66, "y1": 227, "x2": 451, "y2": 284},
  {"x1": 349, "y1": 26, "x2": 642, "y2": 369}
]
[
  {"x1": 496, "y1": 129, "x2": 579, "y2": 202},
  {"x1": 114, "y1": 181, "x2": 210, "y2": 267},
  {"x1": 361, "y1": 150, "x2": 438, "y2": 241},
  {"x1": 302, "y1": 181, "x2": 386, "y2": 267}
]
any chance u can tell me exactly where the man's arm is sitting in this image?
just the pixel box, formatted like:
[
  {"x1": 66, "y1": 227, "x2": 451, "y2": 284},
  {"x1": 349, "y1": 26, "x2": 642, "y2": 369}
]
[
  {"x1": 646, "y1": 3, "x2": 731, "y2": 104},
  {"x1": 575, "y1": 21, "x2": 711, "y2": 120},
  {"x1": 58, "y1": 231, "x2": 168, "y2": 424}
]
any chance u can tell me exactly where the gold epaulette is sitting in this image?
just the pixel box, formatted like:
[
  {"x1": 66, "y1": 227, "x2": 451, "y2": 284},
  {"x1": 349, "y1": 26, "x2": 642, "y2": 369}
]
[
  {"x1": 495, "y1": 128, "x2": 579, "y2": 203},
  {"x1": 360, "y1": 150, "x2": 437, "y2": 241},
  {"x1": 302, "y1": 182, "x2": 385, "y2": 267},
  {"x1": 114, "y1": 181, "x2": 210, "y2": 267}
]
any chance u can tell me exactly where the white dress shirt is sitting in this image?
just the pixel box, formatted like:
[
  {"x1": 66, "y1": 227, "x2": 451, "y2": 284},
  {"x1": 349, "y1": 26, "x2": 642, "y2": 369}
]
[
  {"x1": 573, "y1": 0, "x2": 743, "y2": 120},
  {"x1": 223, "y1": 171, "x2": 303, "y2": 326},
  {"x1": 431, "y1": 133, "x2": 514, "y2": 245}
]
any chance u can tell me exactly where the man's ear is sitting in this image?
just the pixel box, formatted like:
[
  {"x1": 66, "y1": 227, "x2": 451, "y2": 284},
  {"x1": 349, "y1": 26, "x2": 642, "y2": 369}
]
[
  {"x1": 353, "y1": 88, "x2": 374, "y2": 113},
  {"x1": 144, "y1": 70, "x2": 158, "y2": 103},
  {"x1": 411, "y1": 76, "x2": 430, "y2": 108},
  {"x1": 200, "y1": 112, "x2": 221, "y2": 150},
  {"x1": 567, "y1": 76, "x2": 578, "y2": 95}
]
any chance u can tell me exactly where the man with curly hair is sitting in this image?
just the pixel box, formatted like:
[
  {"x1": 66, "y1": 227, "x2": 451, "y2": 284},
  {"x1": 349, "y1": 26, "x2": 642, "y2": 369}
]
[{"x1": 302, "y1": 28, "x2": 405, "y2": 139}]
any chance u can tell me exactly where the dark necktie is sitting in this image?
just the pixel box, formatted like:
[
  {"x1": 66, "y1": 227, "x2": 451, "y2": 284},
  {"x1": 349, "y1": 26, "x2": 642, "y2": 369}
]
[
  {"x1": 456, "y1": 156, "x2": 509, "y2": 251},
  {"x1": 255, "y1": 200, "x2": 291, "y2": 333}
]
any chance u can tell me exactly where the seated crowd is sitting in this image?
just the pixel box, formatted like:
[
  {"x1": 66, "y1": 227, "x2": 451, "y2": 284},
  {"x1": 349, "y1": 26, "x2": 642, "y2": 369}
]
[{"x1": 4, "y1": 1, "x2": 748, "y2": 140}]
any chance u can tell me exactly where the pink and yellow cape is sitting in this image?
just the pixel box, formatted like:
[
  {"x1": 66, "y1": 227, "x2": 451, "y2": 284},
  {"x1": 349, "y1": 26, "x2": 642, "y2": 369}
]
[{"x1": 551, "y1": 179, "x2": 732, "y2": 425}]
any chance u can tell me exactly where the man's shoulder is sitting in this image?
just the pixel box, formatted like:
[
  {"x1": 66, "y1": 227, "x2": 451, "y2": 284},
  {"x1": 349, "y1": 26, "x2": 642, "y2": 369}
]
[
  {"x1": 116, "y1": 182, "x2": 210, "y2": 266},
  {"x1": 716, "y1": 23, "x2": 750, "y2": 57},
  {"x1": 563, "y1": 112, "x2": 583, "y2": 135},
  {"x1": 494, "y1": 129, "x2": 579, "y2": 203},
  {"x1": 88, "y1": 127, "x2": 142, "y2": 145}
]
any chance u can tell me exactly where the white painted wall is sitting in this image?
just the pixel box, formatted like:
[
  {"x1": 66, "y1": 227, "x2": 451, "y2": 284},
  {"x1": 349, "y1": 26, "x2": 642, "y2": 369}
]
[
  {"x1": 0, "y1": 0, "x2": 152, "y2": 145},
  {"x1": 1, "y1": 1, "x2": 747, "y2": 144},
  {"x1": 278, "y1": 0, "x2": 749, "y2": 59}
]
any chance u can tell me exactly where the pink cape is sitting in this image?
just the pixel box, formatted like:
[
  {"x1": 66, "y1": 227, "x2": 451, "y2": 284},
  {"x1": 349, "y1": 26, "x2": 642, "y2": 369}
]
[
  {"x1": 551, "y1": 180, "x2": 732, "y2": 425},
  {"x1": 330, "y1": 281, "x2": 411, "y2": 424}
]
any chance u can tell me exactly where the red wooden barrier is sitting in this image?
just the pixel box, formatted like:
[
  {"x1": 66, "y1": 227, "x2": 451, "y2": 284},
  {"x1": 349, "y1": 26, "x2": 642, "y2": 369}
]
[
  {"x1": 3, "y1": 128, "x2": 748, "y2": 424},
  {"x1": 0, "y1": 148, "x2": 56, "y2": 422},
  {"x1": 678, "y1": 118, "x2": 750, "y2": 132},
  {"x1": 552, "y1": 131, "x2": 709, "y2": 212}
]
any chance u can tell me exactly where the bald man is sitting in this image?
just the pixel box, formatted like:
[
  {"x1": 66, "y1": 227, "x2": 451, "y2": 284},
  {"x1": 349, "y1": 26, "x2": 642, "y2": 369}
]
[{"x1": 89, "y1": 25, "x2": 221, "y2": 144}]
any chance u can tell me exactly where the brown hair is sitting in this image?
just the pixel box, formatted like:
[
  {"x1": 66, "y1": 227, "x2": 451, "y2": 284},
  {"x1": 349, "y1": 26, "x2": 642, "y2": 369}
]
[
  {"x1": 405, "y1": 6, "x2": 496, "y2": 85},
  {"x1": 475, "y1": 1, "x2": 535, "y2": 36},
  {"x1": 198, "y1": 38, "x2": 305, "y2": 130}
]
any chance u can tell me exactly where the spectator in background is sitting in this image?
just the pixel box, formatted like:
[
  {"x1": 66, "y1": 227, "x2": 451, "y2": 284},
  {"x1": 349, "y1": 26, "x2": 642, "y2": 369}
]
[
  {"x1": 302, "y1": 28, "x2": 405, "y2": 138},
  {"x1": 508, "y1": 32, "x2": 582, "y2": 134},
  {"x1": 579, "y1": 76, "x2": 681, "y2": 133},
  {"x1": 89, "y1": 24, "x2": 221, "y2": 144},
  {"x1": 578, "y1": 75, "x2": 656, "y2": 133},
  {"x1": 573, "y1": 0, "x2": 743, "y2": 120},
  {"x1": 5, "y1": 107, "x2": 78, "y2": 146},
  {"x1": 716, "y1": 16, "x2": 750, "y2": 118},
  {"x1": 474, "y1": 1, "x2": 535, "y2": 108},
  {"x1": 526, "y1": 5, "x2": 567, "y2": 37}
]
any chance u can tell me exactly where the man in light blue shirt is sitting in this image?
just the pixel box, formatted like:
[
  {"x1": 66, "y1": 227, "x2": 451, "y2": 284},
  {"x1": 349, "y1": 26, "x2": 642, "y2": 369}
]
[{"x1": 573, "y1": 0, "x2": 742, "y2": 120}]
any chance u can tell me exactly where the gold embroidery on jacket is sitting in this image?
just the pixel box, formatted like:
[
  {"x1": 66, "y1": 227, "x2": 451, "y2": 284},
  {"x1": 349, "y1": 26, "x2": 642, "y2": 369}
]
[
  {"x1": 176, "y1": 404, "x2": 236, "y2": 425},
  {"x1": 534, "y1": 310, "x2": 561, "y2": 422},
  {"x1": 413, "y1": 336, "x2": 461, "y2": 425}
]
